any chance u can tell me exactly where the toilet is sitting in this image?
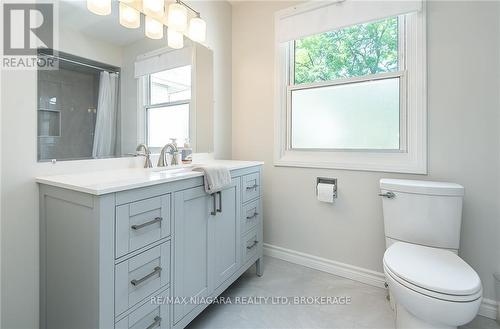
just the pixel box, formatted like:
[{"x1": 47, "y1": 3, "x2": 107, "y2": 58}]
[{"x1": 380, "y1": 179, "x2": 482, "y2": 329}]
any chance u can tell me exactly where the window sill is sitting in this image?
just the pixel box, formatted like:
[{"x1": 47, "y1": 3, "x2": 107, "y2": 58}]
[{"x1": 274, "y1": 149, "x2": 427, "y2": 174}]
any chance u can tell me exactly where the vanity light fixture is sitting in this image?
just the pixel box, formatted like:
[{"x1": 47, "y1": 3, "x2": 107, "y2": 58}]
[
  {"x1": 88, "y1": 0, "x2": 207, "y2": 48},
  {"x1": 167, "y1": 28, "x2": 184, "y2": 49},
  {"x1": 167, "y1": 2, "x2": 188, "y2": 31},
  {"x1": 87, "y1": 0, "x2": 111, "y2": 16},
  {"x1": 188, "y1": 16, "x2": 206, "y2": 43},
  {"x1": 119, "y1": 2, "x2": 140, "y2": 29},
  {"x1": 143, "y1": 0, "x2": 165, "y2": 17},
  {"x1": 145, "y1": 16, "x2": 164, "y2": 39}
]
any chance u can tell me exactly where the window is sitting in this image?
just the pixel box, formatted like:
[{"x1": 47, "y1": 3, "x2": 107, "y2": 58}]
[
  {"x1": 275, "y1": 1, "x2": 426, "y2": 173},
  {"x1": 144, "y1": 65, "x2": 191, "y2": 148}
]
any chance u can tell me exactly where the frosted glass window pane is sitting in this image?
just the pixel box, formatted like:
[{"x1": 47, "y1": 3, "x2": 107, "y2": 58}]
[
  {"x1": 147, "y1": 104, "x2": 189, "y2": 147},
  {"x1": 291, "y1": 78, "x2": 400, "y2": 150},
  {"x1": 150, "y1": 65, "x2": 191, "y2": 105}
]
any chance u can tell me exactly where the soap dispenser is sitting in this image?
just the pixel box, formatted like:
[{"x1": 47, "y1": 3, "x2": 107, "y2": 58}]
[
  {"x1": 182, "y1": 138, "x2": 193, "y2": 164},
  {"x1": 169, "y1": 138, "x2": 181, "y2": 165}
]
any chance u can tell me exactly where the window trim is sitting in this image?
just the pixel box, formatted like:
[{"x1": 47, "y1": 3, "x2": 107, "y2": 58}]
[{"x1": 274, "y1": 6, "x2": 427, "y2": 174}]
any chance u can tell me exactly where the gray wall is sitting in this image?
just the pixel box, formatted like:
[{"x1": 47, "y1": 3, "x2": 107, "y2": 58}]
[{"x1": 231, "y1": 0, "x2": 500, "y2": 302}]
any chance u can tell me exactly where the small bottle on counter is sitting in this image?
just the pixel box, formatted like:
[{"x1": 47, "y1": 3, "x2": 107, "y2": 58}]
[
  {"x1": 169, "y1": 138, "x2": 181, "y2": 166},
  {"x1": 182, "y1": 138, "x2": 193, "y2": 164}
]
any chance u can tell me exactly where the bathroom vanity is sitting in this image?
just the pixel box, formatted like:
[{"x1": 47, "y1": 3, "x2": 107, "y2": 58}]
[{"x1": 37, "y1": 161, "x2": 263, "y2": 329}]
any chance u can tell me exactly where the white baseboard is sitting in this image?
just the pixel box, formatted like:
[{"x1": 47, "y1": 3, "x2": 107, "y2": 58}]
[
  {"x1": 478, "y1": 298, "x2": 498, "y2": 320},
  {"x1": 263, "y1": 243, "x2": 498, "y2": 321},
  {"x1": 263, "y1": 243, "x2": 386, "y2": 288}
]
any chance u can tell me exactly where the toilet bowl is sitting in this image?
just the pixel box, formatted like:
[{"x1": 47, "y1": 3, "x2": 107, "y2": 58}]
[{"x1": 383, "y1": 242, "x2": 482, "y2": 329}]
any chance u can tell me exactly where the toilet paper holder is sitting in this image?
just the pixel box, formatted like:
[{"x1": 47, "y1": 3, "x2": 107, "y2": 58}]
[{"x1": 316, "y1": 177, "x2": 337, "y2": 199}]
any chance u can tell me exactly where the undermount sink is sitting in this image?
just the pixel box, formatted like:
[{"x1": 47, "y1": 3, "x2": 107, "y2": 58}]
[{"x1": 149, "y1": 165, "x2": 195, "y2": 175}]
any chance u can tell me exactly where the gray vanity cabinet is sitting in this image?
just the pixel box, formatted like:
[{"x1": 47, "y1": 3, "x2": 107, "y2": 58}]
[
  {"x1": 212, "y1": 178, "x2": 241, "y2": 289},
  {"x1": 39, "y1": 165, "x2": 263, "y2": 329},
  {"x1": 173, "y1": 186, "x2": 213, "y2": 324},
  {"x1": 173, "y1": 178, "x2": 241, "y2": 325}
]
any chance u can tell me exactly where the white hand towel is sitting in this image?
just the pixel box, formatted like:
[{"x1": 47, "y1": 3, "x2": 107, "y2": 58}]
[{"x1": 193, "y1": 165, "x2": 232, "y2": 194}]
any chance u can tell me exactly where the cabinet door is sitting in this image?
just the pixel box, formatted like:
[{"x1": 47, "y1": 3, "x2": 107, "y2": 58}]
[
  {"x1": 212, "y1": 178, "x2": 241, "y2": 289},
  {"x1": 173, "y1": 186, "x2": 213, "y2": 324}
]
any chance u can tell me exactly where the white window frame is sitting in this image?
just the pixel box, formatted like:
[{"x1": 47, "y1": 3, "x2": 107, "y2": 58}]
[
  {"x1": 140, "y1": 73, "x2": 192, "y2": 153},
  {"x1": 274, "y1": 3, "x2": 427, "y2": 174}
]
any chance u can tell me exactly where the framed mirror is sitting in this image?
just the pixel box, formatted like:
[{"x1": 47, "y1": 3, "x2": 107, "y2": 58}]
[{"x1": 37, "y1": 0, "x2": 213, "y2": 162}]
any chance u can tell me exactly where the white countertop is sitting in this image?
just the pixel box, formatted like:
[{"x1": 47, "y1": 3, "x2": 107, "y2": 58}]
[{"x1": 36, "y1": 160, "x2": 263, "y2": 195}]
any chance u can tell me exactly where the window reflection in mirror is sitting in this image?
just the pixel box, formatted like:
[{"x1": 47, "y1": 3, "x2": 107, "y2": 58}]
[
  {"x1": 146, "y1": 65, "x2": 192, "y2": 148},
  {"x1": 36, "y1": 0, "x2": 213, "y2": 162}
]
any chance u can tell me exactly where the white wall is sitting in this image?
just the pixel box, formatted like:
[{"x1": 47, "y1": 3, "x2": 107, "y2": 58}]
[
  {"x1": 0, "y1": 2, "x2": 232, "y2": 328},
  {"x1": 59, "y1": 27, "x2": 123, "y2": 66},
  {"x1": 232, "y1": 0, "x2": 500, "y2": 304},
  {"x1": 188, "y1": 0, "x2": 233, "y2": 159}
]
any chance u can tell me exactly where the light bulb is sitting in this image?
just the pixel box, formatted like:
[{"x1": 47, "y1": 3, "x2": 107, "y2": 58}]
[
  {"x1": 167, "y1": 28, "x2": 184, "y2": 49},
  {"x1": 188, "y1": 17, "x2": 206, "y2": 42},
  {"x1": 143, "y1": 0, "x2": 164, "y2": 16},
  {"x1": 145, "y1": 16, "x2": 164, "y2": 39},
  {"x1": 168, "y1": 2, "x2": 187, "y2": 31},
  {"x1": 87, "y1": 0, "x2": 111, "y2": 15},
  {"x1": 119, "y1": 3, "x2": 140, "y2": 29}
]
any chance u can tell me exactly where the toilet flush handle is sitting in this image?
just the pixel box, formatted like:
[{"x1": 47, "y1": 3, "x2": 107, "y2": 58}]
[{"x1": 378, "y1": 191, "x2": 395, "y2": 199}]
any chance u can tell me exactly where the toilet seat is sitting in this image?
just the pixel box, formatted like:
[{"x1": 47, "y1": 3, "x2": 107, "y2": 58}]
[{"x1": 383, "y1": 242, "x2": 482, "y2": 301}]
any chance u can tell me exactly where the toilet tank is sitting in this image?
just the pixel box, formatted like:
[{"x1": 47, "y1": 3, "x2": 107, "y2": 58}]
[{"x1": 380, "y1": 179, "x2": 465, "y2": 250}]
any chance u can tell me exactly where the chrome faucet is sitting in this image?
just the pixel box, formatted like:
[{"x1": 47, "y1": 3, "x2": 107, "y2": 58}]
[
  {"x1": 136, "y1": 144, "x2": 153, "y2": 168},
  {"x1": 158, "y1": 143, "x2": 179, "y2": 167}
]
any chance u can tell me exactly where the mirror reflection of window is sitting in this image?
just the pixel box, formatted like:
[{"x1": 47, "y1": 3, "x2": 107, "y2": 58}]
[{"x1": 146, "y1": 65, "x2": 192, "y2": 148}]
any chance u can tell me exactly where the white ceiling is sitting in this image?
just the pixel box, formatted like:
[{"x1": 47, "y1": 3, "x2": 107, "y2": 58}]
[{"x1": 59, "y1": 0, "x2": 147, "y2": 47}]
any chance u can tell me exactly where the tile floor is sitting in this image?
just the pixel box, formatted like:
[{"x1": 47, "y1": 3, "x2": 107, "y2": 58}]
[{"x1": 186, "y1": 257, "x2": 499, "y2": 329}]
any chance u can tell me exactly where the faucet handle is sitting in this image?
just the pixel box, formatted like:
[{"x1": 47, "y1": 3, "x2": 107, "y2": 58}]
[{"x1": 135, "y1": 144, "x2": 153, "y2": 168}]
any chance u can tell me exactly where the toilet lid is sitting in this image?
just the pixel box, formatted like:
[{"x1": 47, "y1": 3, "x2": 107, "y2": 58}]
[{"x1": 384, "y1": 242, "x2": 481, "y2": 296}]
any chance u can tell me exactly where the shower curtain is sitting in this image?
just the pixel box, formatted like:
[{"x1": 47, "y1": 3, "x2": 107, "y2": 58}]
[{"x1": 92, "y1": 71, "x2": 119, "y2": 158}]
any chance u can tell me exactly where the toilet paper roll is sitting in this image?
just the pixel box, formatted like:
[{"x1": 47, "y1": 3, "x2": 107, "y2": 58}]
[{"x1": 317, "y1": 183, "x2": 335, "y2": 203}]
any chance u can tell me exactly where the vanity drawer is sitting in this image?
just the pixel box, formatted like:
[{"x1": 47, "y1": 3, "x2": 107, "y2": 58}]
[
  {"x1": 242, "y1": 172, "x2": 260, "y2": 203},
  {"x1": 115, "y1": 242, "x2": 171, "y2": 316},
  {"x1": 116, "y1": 195, "x2": 171, "y2": 258},
  {"x1": 241, "y1": 227, "x2": 260, "y2": 265},
  {"x1": 241, "y1": 199, "x2": 261, "y2": 234},
  {"x1": 115, "y1": 288, "x2": 170, "y2": 329}
]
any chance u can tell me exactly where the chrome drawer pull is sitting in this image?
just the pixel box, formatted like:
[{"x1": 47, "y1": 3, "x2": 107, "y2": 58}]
[
  {"x1": 378, "y1": 192, "x2": 395, "y2": 199},
  {"x1": 246, "y1": 240, "x2": 258, "y2": 249},
  {"x1": 131, "y1": 266, "x2": 162, "y2": 287},
  {"x1": 246, "y1": 184, "x2": 258, "y2": 191},
  {"x1": 131, "y1": 217, "x2": 162, "y2": 230},
  {"x1": 246, "y1": 212, "x2": 259, "y2": 220},
  {"x1": 211, "y1": 193, "x2": 217, "y2": 216},
  {"x1": 217, "y1": 191, "x2": 222, "y2": 213},
  {"x1": 145, "y1": 316, "x2": 161, "y2": 329}
]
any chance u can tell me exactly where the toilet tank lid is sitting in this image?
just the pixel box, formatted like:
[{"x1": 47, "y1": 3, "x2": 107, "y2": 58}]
[{"x1": 380, "y1": 179, "x2": 464, "y2": 196}]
